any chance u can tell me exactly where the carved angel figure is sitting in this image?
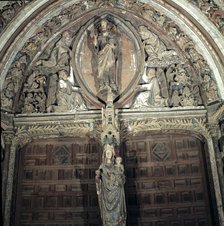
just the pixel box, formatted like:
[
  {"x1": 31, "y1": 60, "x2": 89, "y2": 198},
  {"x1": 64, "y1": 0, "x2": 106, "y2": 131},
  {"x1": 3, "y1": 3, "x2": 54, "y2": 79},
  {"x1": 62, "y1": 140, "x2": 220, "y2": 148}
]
[
  {"x1": 53, "y1": 70, "x2": 87, "y2": 112},
  {"x1": 96, "y1": 144, "x2": 126, "y2": 226},
  {"x1": 201, "y1": 74, "x2": 219, "y2": 104},
  {"x1": 132, "y1": 68, "x2": 167, "y2": 108}
]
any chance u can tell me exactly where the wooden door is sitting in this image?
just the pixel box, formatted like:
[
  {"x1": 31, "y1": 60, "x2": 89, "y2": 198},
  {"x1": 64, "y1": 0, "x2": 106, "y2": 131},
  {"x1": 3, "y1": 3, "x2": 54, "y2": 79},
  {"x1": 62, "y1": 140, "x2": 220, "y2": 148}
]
[
  {"x1": 124, "y1": 134, "x2": 214, "y2": 226},
  {"x1": 15, "y1": 139, "x2": 101, "y2": 226},
  {"x1": 15, "y1": 135, "x2": 213, "y2": 226}
]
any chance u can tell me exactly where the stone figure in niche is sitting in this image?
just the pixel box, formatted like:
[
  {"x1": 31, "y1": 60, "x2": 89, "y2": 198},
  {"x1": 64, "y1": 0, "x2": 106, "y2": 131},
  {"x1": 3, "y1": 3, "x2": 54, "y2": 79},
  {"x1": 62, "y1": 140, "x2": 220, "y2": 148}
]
[
  {"x1": 46, "y1": 73, "x2": 58, "y2": 112},
  {"x1": 22, "y1": 70, "x2": 46, "y2": 113},
  {"x1": 2, "y1": 53, "x2": 28, "y2": 110},
  {"x1": 1, "y1": 82, "x2": 14, "y2": 109},
  {"x1": 166, "y1": 64, "x2": 200, "y2": 107},
  {"x1": 53, "y1": 70, "x2": 87, "y2": 112},
  {"x1": 96, "y1": 144, "x2": 126, "y2": 226},
  {"x1": 181, "y1": 86, "x2": 194, "y2": 106},
  {"x1": 170, "y1": 67, "x2": 190, "y2": 95},
  {"x1": 138, "y1": 25, "x2": 178, "y2": 67},
  {"x1": 201, "y1": 74, "x2": 219, "y2": 104},
  {"x1": 170, "y1": 90, "x2": 182, "y2": 107},
  {"x1": 92, "y1": 19, "x2": 120, "y2": 94},
  {"x1": 192, "y1": 85, "x2": 202, "y2": 106},
  {"x1": 37, "y1": 30, "x2": 72, "y2": 69},
  {"x1": 10, "y1": 55, "x2": 27, "y2": 93},
  {"x1": 132, "y1": 68, "x2": 167, "y2": 108}
]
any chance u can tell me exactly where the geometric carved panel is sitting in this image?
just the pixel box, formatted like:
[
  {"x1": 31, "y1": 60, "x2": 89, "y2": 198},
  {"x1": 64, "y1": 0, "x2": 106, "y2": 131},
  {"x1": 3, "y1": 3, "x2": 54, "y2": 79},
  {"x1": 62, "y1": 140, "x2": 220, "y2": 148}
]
[
  {"x1": 152, "y1": 142, "x2": 170, "y2": 161},
  {"x1": 53, "y1": 145, "x2": 71, "y2": 164}
]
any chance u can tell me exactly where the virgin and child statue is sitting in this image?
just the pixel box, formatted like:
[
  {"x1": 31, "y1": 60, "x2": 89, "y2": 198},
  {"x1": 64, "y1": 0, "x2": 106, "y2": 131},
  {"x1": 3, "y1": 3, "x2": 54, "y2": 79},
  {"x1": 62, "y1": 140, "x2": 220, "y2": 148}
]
[{"x1": 96, "y1": 144, "x2": 126, "y2": 226}]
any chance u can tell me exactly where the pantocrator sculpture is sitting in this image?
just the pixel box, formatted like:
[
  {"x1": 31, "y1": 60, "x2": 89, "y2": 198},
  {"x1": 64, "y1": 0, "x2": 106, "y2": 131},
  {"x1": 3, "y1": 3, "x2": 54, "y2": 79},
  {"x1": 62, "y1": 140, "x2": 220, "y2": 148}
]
[
  {"x1": 96, "y1": 144, "x2": 126, "y2": 226},
  {"x1": 93, "y1": 19, "x2": 120, "y2": 95}
]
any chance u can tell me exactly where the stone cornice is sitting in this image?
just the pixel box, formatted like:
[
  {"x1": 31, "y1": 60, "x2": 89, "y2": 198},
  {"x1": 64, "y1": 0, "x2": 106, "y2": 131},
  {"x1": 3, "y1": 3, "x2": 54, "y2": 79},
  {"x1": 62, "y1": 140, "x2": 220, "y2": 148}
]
[
  {"x1": 119, "y1": 107, "x2": 210, "y2": 141},
  {"x1": 11, "y1": 107, "x2": 210, "y2": 145}
]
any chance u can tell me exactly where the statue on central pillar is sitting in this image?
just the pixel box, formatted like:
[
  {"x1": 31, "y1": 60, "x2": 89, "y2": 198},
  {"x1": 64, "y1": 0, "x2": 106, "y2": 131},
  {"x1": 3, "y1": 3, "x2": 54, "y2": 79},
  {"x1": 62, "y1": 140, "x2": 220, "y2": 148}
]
[
  {"x1": 96, "y1": 144, "x2": 126, "y2": 226},
  {"x1": 96, "y1": 87, "x2": 126, "y2": 225}
]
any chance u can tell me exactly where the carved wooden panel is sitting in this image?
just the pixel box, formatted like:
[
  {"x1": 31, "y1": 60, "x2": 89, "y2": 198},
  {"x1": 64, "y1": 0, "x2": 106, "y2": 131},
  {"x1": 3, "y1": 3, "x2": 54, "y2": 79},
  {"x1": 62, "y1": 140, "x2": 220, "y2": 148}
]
[
  {"x1": 15, "y1": 139, "x2": 102, "y2": 226},
  {"x1": 123, "y1": 135, "x2": 213, "y2": 226}
]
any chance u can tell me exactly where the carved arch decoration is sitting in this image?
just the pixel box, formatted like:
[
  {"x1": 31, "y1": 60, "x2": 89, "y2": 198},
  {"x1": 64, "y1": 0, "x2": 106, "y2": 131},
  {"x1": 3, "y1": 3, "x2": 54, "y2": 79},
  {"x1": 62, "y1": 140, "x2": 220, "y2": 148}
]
[
  {"x1": 0, "y1": 0, "x2": 224, "y2": 113},
  {"x1": 1, "y1": 0, "x2": 224, "y2": 225}
]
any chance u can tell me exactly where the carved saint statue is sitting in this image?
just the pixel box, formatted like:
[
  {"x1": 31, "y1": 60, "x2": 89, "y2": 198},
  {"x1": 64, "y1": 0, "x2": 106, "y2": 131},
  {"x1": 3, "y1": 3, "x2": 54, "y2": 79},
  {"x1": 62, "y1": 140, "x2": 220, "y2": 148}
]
[
  {"x1": 92, "y1": 19, "x2": 120, "y2": 94},
  {"x1": 96, "y1": 144, "x2": 126, "y2": 226}
]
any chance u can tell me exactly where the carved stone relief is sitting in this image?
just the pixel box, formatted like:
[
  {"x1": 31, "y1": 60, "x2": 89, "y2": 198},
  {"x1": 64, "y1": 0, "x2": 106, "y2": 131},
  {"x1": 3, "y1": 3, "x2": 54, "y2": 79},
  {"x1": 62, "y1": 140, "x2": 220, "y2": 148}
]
[
  {"x1": 73, "y1": 14, "x2": 144, "y2": 105},
  {"x1": 20, "y1": 29, "x2": 87, "y2": 113},
  {"x1": 131, "y1": 62, "x2": 202, "y2": 109},
  {"x1": 0, "y1": 0, "x2": 34, "y2": 33},
  {"x1": 138, "y1": 25, "x2": 180, "y2": 67},
  {"x1": 1, "y1": 53, "x2": 29, "y2": 111},
  {"x1": 131, "y1": 68, "x2": 168, "y2": 108},
  {"x1": 0, "y1": 0, "x2": 221, "y2": 113},
  {"x1": 191, "y1": 0, "x2": 224, "y2": 35}
]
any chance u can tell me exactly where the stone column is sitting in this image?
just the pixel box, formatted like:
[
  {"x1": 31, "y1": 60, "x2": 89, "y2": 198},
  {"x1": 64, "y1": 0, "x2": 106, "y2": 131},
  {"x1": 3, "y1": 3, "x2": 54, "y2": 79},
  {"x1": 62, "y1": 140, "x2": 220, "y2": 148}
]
[
  {"x1": 1, "y1": 131, "x2": 14, "y2": 217},
  {"x1": 207, "y1": 123, "x2": 224, "y2": 226},
  {"x1": 3, "y1": 138, "x2": 18, "y2": 226}
]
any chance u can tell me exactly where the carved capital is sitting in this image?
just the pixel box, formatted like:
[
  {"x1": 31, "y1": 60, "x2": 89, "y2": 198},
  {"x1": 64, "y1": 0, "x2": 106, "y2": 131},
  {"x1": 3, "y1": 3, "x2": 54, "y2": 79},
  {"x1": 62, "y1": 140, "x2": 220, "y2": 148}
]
[
  {"x1": 207, "y1": 123, "x2": 221, "y2": 138},
  {"x1": 1, "y1": 112, "x2": 14, "y2": 130},
  {"x1": 208, "y1": 104, "x2": 224, "y2": 124},
  {"x1": 2, "y1": 130, "x2": 15, "y2": 146}
]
